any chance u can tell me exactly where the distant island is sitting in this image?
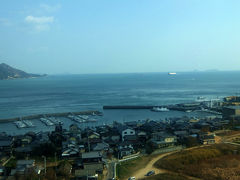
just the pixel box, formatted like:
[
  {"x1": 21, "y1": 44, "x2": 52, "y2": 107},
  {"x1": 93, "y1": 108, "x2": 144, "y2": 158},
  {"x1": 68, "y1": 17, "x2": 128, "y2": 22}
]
[{"x1": 0, "y1": 63, "x2": 46, "y2": 80}]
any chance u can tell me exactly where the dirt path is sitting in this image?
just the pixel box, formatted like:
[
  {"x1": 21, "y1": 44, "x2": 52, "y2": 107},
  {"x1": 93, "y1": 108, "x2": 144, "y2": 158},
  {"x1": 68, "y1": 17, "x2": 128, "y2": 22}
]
[
  {"x1": 131, "y1": 151, "x2": 175, "y2": 179},
  {"x1": 131, "y1": 149, "x2": 203, "y2": 180}
]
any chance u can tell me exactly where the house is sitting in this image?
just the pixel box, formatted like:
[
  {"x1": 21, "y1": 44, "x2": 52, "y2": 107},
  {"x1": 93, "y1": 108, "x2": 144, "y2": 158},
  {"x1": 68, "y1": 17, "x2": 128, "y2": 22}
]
[
  {"x1": 123, "y1": 135, "x2": 138, "y2": 143},
  {"x1": 0, "y1": 166, "x2": 4, "y2": 177},
  {"x1": 117, "y1": 125, "x2": 136, "y2": 141},
  {"x1": 74, "y1": 152, "x2": 104, "y2": 178},
  {"x1": 198, "y1": 132, "x2": 216, "y2": 145},
  {"x1": 91, "y1": 142, "x2": 109, "y2": 152},
  {"x1": 150, "y1": 132, "x2": 177, "y2": 148},
  {"x1": 174, "y1": 130, "x2": 189, "y2": 139},
  {"x1": 62, "y1": 148, "x2": 79, "y2": 157},
  {"x1": 81, "y1": 151, "x2": 102, "y2": 163},
  {"x1": 140, "y1": 120, "x2": 164, "y2": 133},
  {"x1": 0, "y1": 140, "x2": 12, "y2": 153},
  {"x1": 21, "y1": 135, "x2": 33, "y2": 145},
  {"x1": 223, "y1": 106, "x2": 240, "y2": 120},
  {"x1": 89, "y1": 132, "x2": 100, "y2": 139},
  {"x1": 69, "y1": 124, "x2": 82, "y2": 139},
  {"x1": 118, "y1": 142, "x2": 134, "y2": 158},
  {"x1": 62, "y1": 140, "x2": 79, "y2": 158},
  {"x1": 10, "y1": 160, "x2": 35, "y2": 175}
]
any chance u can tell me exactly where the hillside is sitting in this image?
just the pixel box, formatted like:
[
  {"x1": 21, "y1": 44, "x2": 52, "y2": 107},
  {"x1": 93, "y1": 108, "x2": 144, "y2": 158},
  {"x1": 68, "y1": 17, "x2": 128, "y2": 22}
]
[
  {"x1": 0, "y1": 63, "x2": 45, "y2": 80},
  {"x1": 154, "y1": 144, "x2": 240, "y2": 180}
]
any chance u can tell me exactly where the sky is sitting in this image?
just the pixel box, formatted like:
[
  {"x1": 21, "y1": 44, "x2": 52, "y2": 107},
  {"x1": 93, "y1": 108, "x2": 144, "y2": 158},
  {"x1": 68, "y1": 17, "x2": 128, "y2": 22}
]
[{"x1": 0, "y1": 0, "x2": 240, "y2": 74}]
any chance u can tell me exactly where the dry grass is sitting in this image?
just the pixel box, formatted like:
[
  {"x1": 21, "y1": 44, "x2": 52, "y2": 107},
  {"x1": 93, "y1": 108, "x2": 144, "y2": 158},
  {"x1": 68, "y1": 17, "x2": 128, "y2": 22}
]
[
  {"x1": 140, "y1": 173, "x2": 188, "y2": 180},
  {"x1": 154, "y1": 144, "x2": 240, "y2": 180}
]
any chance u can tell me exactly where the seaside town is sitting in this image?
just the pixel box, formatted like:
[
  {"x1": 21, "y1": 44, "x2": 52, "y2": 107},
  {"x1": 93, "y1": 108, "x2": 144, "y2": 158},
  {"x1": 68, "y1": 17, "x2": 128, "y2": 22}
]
[{"x1": 1, "y1": 96, "x2": 240, "y2": 180}]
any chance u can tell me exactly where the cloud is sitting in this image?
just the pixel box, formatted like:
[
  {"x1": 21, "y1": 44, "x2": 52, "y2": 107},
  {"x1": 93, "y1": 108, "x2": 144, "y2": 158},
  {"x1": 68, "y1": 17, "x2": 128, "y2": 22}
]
[
  {"x1": 40, "y1": 4, "x2": 61, "y2": 12},
  {"x1": 25, "y1": 15, "x2": 54, "y2": 32},
  {"x1": 25, "y1": 16, "x2": 54, "y2": 24}
]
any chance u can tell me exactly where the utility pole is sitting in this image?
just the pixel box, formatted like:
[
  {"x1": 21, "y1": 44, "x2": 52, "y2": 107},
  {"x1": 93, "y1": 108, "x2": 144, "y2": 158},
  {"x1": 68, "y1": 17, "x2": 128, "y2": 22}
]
[
  {"x1": 87, "y1": 130, "x2": 90, "y2": 152},
  {"x1": 42, "y1": 155, "x2": 46, "y2": 174}
]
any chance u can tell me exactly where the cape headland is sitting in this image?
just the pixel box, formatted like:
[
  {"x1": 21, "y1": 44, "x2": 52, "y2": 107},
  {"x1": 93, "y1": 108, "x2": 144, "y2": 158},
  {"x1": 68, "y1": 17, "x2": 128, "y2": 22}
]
[{"x1": 0, "y1": 63, "x2": 46, "y2": 80}]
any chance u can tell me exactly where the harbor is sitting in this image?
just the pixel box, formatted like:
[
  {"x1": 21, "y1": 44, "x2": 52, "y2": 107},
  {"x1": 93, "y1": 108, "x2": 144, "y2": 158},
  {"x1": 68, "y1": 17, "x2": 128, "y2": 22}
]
[{"x1": 0, "y1": 105, "x2": 222, "y2": 135}]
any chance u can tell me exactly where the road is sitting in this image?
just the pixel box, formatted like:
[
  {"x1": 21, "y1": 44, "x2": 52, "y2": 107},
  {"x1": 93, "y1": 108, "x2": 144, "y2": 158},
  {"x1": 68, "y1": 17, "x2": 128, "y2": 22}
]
[
  {"x1": 106, "y1": 162, "x2": 116, "y2": 180},
  {"x1": 131, "y1": 152, "x2": 173, "y2": 179}
]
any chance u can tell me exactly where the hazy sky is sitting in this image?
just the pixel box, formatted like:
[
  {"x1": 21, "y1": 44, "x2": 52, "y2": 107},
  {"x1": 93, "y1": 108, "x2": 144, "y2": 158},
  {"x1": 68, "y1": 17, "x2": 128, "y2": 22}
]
[{"x1": 0, "y1": 0, "x2": 240, "y2": 74}]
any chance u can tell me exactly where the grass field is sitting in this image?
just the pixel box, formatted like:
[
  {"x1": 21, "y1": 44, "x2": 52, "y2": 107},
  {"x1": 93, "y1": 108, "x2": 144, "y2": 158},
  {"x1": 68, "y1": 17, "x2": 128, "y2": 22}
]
[{"x1": 116, "y1": 156, "x2": 153, "y2": 180}]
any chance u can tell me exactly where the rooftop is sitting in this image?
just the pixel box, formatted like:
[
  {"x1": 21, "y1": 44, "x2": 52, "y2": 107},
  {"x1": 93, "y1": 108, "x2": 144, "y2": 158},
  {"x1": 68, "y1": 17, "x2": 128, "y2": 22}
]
[
  {"x1": 82, "y1": 151, "x2": 102, "y2": 159},
  {"x1": 224, "y1": 106, "x2": 240, "y2": 110}
]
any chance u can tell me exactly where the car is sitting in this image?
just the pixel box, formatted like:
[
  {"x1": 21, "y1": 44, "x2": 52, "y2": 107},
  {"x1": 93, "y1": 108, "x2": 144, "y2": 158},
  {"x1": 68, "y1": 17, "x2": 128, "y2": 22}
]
[
  {"x1": 145, "y1": 170, "x2": 155, "y2": 176},
  {"x1": 128, "y1": 177, "x2": 136, "y2": 180}
]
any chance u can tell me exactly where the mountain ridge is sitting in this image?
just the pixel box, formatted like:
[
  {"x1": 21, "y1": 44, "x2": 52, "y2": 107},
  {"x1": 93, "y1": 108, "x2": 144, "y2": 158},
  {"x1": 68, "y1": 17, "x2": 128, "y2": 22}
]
[{"x1": 0, "y1": 63, "x2": 46, "y2": 80}]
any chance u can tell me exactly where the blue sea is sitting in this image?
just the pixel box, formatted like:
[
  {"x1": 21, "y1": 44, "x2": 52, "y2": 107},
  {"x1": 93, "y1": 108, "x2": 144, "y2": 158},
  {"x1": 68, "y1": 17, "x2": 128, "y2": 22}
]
[{"x1": 0, "y1": 71, "x2": 240, "y2": 135}]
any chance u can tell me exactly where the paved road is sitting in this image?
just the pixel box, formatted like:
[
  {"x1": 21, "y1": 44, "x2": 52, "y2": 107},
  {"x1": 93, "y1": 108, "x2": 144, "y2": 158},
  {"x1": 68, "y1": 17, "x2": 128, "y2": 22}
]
[{"x1": 106, "y1": 162, "x2": 115, "y2": 180}]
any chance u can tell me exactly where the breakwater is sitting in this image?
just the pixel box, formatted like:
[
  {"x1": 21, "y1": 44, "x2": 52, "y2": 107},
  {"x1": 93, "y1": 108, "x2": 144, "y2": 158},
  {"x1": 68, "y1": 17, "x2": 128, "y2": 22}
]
[
  {"x1": 0, "y1": 110, "x2": 102, "y2": 123},
  {"x1": 103, "y1": 105, "x2": 155, "y2": 109},
  {"x1": 103, "y1": 103, "x2": 202, "y2": 111}
]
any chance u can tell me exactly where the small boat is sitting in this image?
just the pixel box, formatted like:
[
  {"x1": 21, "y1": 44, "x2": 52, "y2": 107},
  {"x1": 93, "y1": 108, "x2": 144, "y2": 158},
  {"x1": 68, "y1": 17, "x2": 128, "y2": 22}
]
[
  {"x1": 40, "y1": 118, "x2": 54, "y2": 126},
  {"x1": 14, "y1": 121, "x2": 27, "y2": 128},
  {"x1": 68, "y1": 115, "x2": 86, "y2": 123},
  {"x1": 168, "y1": 72, "x2": 176, "y2": 75},
  {"x1": 22, "y1": 120, "x2": 35, "y2": 127},
  {"x1": 48, "y1": 117, "x2": 63, "y2": 125},
  {"x1": 152, "y1": 107, "x2": 169, "y2": 112},
  {"x1": 78, "y1": 115, "x2": 89, "y2": 120}
]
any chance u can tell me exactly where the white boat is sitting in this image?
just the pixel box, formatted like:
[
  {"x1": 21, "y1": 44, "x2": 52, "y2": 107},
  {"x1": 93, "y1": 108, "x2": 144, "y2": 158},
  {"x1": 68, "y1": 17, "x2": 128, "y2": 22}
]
[
  {"x1": 152, "y1": 107, "x2": 169, "y2": 112},
  {"x1": 48, "y1": 117, "x2": 63, "y2": 125},
  {"x1": 14, "y1": 121, "x2": 27, "y2": 128},
  {"x1": 40, "y1": 118, "x2": 54, "y2": 126},
  {"x1": 22, "y1": 120, "x2": 35, "y2": 127},
  {"x1": 168, "y1": 72, "x2": 176, "y2": 75},
  {"x1": 68, "y1": 115, "x2": 86, "y2": 123},
  {"x1": 78, "y1": 115, "x2": 89, "y2": 120}
]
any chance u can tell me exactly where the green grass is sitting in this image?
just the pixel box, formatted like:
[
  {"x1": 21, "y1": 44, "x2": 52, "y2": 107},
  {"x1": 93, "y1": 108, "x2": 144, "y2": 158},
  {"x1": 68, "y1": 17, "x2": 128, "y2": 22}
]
[{"x1": 116, "y1": 156, "x2": 152, "y2": 180}]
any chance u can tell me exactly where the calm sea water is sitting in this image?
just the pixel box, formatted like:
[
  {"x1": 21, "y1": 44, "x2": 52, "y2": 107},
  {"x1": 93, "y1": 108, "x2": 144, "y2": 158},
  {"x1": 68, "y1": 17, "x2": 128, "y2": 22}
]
[
  {"x1": 0, "y1": 71, "x2": 240, "y2": 135},
  {"x1": 1, "y1": 71, "x2": 240, "y2": 119}
]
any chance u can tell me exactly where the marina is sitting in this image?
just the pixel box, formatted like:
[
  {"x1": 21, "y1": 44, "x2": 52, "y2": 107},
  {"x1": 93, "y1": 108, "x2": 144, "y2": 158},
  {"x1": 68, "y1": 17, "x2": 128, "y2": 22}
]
[{"x1": 2, "y1": 105, "x2": 224, "y2": 135}]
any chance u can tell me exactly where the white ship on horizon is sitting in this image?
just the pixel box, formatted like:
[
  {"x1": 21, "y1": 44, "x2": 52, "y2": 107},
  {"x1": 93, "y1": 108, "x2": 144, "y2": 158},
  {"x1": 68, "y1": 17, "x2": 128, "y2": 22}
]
[{"x1": 152, "y1": 107, "x2": 169, "y2": 112}]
